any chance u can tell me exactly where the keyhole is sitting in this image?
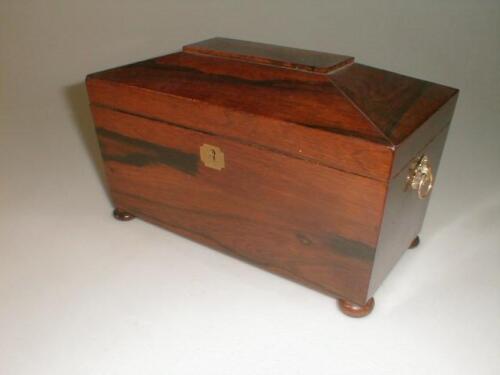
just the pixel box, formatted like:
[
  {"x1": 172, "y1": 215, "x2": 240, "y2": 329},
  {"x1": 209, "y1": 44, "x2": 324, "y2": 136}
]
[{"x1": 200, "y1": 144, "x2": 224, "y2": 170}]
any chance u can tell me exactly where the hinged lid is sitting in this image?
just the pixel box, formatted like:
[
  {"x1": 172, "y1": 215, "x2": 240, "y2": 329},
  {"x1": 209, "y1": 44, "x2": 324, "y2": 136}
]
[{"x1": 86, "y1": 37, "x2": 458, "y2": 182}]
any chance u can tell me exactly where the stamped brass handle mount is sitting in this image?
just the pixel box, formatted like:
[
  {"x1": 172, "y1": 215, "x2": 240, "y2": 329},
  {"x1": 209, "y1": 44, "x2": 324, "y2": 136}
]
[{"x1": 406, "y1": 155, "x2": 433, "y2": 199}]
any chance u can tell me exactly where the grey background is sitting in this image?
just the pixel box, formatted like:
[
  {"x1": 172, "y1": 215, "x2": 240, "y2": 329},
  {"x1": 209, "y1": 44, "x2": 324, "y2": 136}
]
[{"x1": 1, "y1": 1, "x2": 499, "y2": 374}]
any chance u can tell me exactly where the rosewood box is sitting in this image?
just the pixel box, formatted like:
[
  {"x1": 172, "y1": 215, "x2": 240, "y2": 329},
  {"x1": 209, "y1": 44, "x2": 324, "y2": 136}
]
[{"x1": 86, "y1": 38, "x2": 458, "y2": 317}]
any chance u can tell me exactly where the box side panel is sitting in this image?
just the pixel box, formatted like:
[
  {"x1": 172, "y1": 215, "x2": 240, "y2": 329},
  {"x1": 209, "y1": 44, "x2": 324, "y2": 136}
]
[
  {"x1": 391, "y1": 95, "x2": 458, "y2": 178},
  {"x1": 90, "y1": 105, "x2": 387, "y2": 304},
  {"x1": 367, "y1": 125, "x2": 450, "y2": 297}
]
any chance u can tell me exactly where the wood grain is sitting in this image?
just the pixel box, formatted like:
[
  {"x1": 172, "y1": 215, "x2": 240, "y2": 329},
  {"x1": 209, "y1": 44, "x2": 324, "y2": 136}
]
[
  {"x1": 91, "y1": 104, "x2": 388, "y2": 304},
  {"x1": 87, "y1": 58, "x2": 390, "y2": 144},
  {"x1": 368, "y1": 126, "x2": 450, "y2": 297},
  {"x1": 87, "y1": 39, "x2": 458, "y2": 183},
  {"x1": 183, "y1": 37, "x2": 354, "y2": 73},
  {"x1": 330, "y1": 63, "x2": 458, "y2": 145},
  {"x1": 86, "y1": 78, "x2": 394, "y2": 181},
  {"x1": 85, "y1": 38, "x2": 459, "y2": 307}
]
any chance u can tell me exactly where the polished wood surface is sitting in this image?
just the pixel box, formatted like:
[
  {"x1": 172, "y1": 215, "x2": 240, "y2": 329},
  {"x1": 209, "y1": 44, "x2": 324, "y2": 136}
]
[
  {"x1": 368, "y1": 127, "x2": 451, "y2": 297},
  {"x1": 390, "y1": 94, "x2": 458, "y2": 178},
  {"x1": 183, "y1": 37, "x2": 354, "y2": 73},
  {"x1": 87, "y1": 39, "x2": 458, "y2": 180},
  {"x1": 86, "y1": 78, "x2": 393, "y2": 181},
  {"x1": 338, "y1": 298, "x2": 375, "y2": 318},
  {"x1": 87, "y1": 56, "x2": 390, "y2": 144},
  {"x1": 330, "y1": 63, "x2": 458, "y2": 146},
  {"x1": 86, "y1": 38, "x2": 459, "y2": 311},
  {"x1": 92, "y1": 105, "x2": 386, "y2": 304}
]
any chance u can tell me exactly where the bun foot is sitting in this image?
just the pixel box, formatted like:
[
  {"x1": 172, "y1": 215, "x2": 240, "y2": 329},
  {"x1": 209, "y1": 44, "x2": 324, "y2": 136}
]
[
  {"x1": 409, "y1": 236, "x2": 420, "y2": 249},
  {"x1": 338, "y1": 298, "x2": 375, "y2": 318},
  {"x1": 113, "y1": 208, "x2": 135, "y2": 221}
]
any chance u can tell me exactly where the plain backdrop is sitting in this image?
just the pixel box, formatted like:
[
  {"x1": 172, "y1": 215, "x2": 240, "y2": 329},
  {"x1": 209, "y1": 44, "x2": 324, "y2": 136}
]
[{"x1": 1, "y1": 1, "x2": 499, "y2": 374}]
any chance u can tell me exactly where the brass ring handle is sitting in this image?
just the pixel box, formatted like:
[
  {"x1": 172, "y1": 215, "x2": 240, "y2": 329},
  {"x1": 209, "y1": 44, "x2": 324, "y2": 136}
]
[{"x1": 406, "y1": 155, "x2": 433, "y2": 199}]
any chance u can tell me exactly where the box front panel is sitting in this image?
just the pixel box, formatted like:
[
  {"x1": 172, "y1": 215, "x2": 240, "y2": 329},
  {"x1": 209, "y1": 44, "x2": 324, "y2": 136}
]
[
  {"x1": 86, "y1": 76, "x2": 394, "y2": 182},
  {"x1": 91, "y1": 105, "x2": 387, "y2": 304}
]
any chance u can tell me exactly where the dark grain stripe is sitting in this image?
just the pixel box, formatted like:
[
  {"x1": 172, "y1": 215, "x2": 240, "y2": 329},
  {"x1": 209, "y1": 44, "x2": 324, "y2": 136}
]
[
  {"x1": 113, "y1": 188, "x2": 374, "y2": 264},
  {"x1": 96, "y1": 127, "x2": 198, "y2": 175},
  {"x1": 142, "y1": 61, "x2": 333, "y2": 89},
  {"x1": 113, "y1": 189, "x2": 367, "y2": 299},
  {"x1": 93, "y1": 62, "x2": 389, "y2": 145},
  {"x1": 136, "y1": 64, "x2": 387, "y2": 144},
  {"x1": 92, "y1": 103, "x2": 385, "y2": 181},
  {"x1": 129, "y1": 206, "x2": 350, "y2": 299},
  {"x1": 328, "y1": 235, "x2": 375, "y2": 262}
]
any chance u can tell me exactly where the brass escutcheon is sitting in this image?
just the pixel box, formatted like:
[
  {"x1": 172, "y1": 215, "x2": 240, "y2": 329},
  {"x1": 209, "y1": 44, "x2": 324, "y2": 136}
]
[
  {"x1": 200, "y1": 144, "x2": 225, "y2": 170},
  {"x1": 406, "y1": 155, "x2": 433, "y2": 199}
]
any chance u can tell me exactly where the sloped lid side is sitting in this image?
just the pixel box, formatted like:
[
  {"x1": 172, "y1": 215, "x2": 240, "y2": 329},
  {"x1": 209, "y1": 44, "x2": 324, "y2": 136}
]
[{"x1": 330, "y1": 63, "x2": 459, "y2": 147}]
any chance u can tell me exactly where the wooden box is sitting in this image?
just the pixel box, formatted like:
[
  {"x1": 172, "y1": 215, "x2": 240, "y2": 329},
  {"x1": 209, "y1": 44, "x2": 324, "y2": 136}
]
[{"x1": 86, "y1": 38, "x2": 458, "y2": 317}]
